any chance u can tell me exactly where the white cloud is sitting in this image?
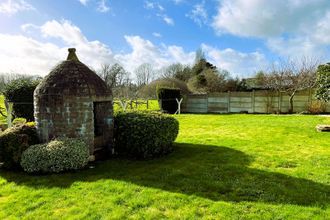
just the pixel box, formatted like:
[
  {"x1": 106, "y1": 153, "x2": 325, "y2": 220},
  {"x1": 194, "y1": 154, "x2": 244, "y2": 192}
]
[
  {"x1": 0, "y1": 19, "x2": 267, "y2": 79},
  {"x1": 78, "y1": 0, "x2": 89, "y2": 6},
  {"x1": 0, "y1": 34, "x2": 63, "y2": 75},
  {"x1": 0, "y1": 20, "x2": 192, "y2": 76},
  {"x1": 145, "y1": 1, "x2": 173, "y2": 26},
  {"x1": 115, "y1": 36, "x2": 167, "y2": 72},
  {"x1": 21, "y1": 23, "x2": 39, "y2": 33},
  {"x1": 0, "y1": 0, "x2": 35, "y2": 15},
  {"x1": 160, "y1": 14, "x2": 174, "y2": 26},
  {"x1": 309, "y1": 11, "x2": 330, "y2": 45},
  {"x1": 115, "y1": 36, "x2": 265, "y2": 77},
  {"x1": 165, "y1": 45, "x2": 195, "y2": 65},
  {"x1": 115, "y1": 35, "x2": 194, "y2": 72},
  {"x1": 212, "y1": 0, "x2": 330, "y2": 60},
  {"x1": 152, "y1": 32, "x2": 162, "y2": 38},
  {"x1": 202, "y1": 44, "x2": 268, "y2": 77},
  {"x1": 78, "y1": 0, "x2": 110, "y2": 13},
  {"x1": 144, "y1": 1, "x2": 154, "y2": 9},
  {"x1": 40, "y1": 20, "x2": 88, "y2": 45},
  {"x1": 173, "y1": 0, "x2": 184, "y2": 4},
  {"x1": 186, "y1": 1, "x2": 208, "y2": 27},
  {"x1": 266, "y1": 37, "x2": 324, "y2": 59},
  {"x1": 212, "y1": 0, "x2": 330, "y2": 38},
  {"x1": 0, "y1": 20, "x2": 115, "y2": 75},
  {"x1": 40, "y1": 20, "x2": 115, "y2": 68},
  {"x1": 97, "y1": 0, "x2": 110, "y2": 13},
  {"x1": 144, "y1": 1, "x2": 164, "y2": 11}
]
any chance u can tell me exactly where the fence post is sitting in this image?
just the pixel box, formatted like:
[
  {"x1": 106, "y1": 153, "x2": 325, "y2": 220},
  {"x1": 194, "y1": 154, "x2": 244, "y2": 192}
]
[
  {"x1": 175, "y1": 98, "x2": 183, "y2": 114},
  {"x1": 252, "y1": 90, "x2": 255, "y2": 113},
  {"x1": 119, "y1": 100, "x2": 128, "y2": 112},
  {"x1": 205, "y1": 95, "x2": 209, "y2": 113},
  {"x1": 278, "y1": 91, "x2": 282, "y2": 113},
  {"x1": 227, "y1": 91, "x2": 231, "y2": 113},
  {"x1": 308, "y1": 88, "x2": 312, "y2": 104},
  {"x1": 146, "y1": 99, "x2": 149, "y2": 109}
]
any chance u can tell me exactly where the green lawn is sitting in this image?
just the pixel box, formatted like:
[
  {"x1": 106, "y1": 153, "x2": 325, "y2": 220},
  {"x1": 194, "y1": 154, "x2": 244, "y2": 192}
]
[
  {"x1": 0, "y1": 114, "x2": 329, "y2": 219},
  {"x1": 113, "y1": 99, "x2": 160, "y2": 112}
]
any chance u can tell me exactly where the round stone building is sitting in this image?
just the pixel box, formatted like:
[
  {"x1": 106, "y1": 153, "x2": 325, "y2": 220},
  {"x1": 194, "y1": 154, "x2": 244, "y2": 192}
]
[{"x1": 34, "y1": 48, "x2": 113, "y2": 156}]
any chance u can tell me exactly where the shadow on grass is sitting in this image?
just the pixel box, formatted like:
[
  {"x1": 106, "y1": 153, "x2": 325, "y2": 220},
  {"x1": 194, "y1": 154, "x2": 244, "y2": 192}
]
[{"x1": 1, "y1": 143, "x2": 329, "y2": 207}]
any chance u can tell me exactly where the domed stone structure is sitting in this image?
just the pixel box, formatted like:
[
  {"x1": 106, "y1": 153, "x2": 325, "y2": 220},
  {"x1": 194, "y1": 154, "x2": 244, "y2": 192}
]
[{"x1": 34, "y1": 48, "x2": 113, "y2": 157}]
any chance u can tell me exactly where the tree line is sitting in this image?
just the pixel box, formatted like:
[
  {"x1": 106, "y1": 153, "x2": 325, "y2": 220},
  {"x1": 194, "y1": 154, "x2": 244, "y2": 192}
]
[
  {"x1": 98, "y1": 51, "x2": 329, "y2": 113},
  {"x1": 98, "y1": 49, "x2": 256, "y2": 99},
  {"x1": 0, "y1": 49, "x2": 329, "y2": 116}
]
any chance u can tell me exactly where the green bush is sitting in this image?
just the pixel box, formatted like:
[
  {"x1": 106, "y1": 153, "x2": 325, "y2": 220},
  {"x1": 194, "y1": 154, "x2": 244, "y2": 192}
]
[
  {"x1": 315, "y1": 63, "x2": 330, "y2": 102},
  {"x1": 307, "y1": 100, "x2": 327, "y2": 114},
  {"x1": 3, "y1": 78, "x2": 40, "y2": 121},
  {"x1": 21, "y1": 138, "x2": 89, "y2": 173},
  {"x1": 0, "y1": 124, "x2": 39, "y2": 169},
  {"x1": 114, "y1": 112, "x2": 179, "y2": 159},
  {"x1": 138, "y1": 78, "x2": 190, "y2": 98},
  {"x1": 157, "y1": 87, "x2": 181, "y2": 114}
]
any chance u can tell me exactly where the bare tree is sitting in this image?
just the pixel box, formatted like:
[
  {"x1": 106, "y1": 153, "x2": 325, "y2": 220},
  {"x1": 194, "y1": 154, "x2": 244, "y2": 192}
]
[
  {"x1": 135, "y1": 63, "x2": 154, "y2": 87},
  {"x1": 159, "y1": 63, "x2": 183, "y2": 79},
  {"x1": 265, "y1": 57, "x2": 319, "y2": 113},
  {"x1": 99, "y1": 63, "x2": 129, "y2": 88},
  {"x1": 98, "y1": 63, "x2": 134, "y2": 98}
]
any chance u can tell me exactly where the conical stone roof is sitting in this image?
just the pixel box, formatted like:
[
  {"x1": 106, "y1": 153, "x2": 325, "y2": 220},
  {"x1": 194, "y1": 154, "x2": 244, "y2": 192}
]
[{"x1": 35, "y1": 48, "x2": 111, "y2": 97}]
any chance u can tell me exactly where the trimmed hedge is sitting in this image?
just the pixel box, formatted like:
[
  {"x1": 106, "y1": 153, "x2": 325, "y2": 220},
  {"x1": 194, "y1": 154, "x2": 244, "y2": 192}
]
[
  {"x1": 0, "y1": 124, "x2": 39, "y2": 169},
  {"x1": 21, "y1": 138, "x2": 89, "y2": 173},
  {"x1": 138, "y1": 78, "x2": 190, "y2": 98},
  {"x1": 3, "y1": 78, "x2": 40, "y2": 121},
  {"x1": 114, "y1": 112, "x2": 179, "y2": 159},
  {"x1": 157, "y1": 87, "x2": 181, "y2": 114}
]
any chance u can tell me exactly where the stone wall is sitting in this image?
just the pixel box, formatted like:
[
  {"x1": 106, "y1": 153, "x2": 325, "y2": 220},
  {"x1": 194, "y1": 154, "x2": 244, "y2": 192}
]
[{"x1": 34, "y1": 94, "x2": 113, "y2": 154}]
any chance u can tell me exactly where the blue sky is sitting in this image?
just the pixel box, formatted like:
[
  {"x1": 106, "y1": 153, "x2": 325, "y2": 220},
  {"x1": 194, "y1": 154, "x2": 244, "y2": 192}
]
[{"x1": 1, "y1": 0, "x2": 330, "y2": 78}]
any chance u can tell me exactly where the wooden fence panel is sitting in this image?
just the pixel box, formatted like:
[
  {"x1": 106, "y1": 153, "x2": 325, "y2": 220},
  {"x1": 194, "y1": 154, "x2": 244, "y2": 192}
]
[
  {"x1": 182, "y1": 90, "x2": 329, "y2": 114},
  {"x1": 185, "y1": 95, "x2": 208, "y2": 113}
]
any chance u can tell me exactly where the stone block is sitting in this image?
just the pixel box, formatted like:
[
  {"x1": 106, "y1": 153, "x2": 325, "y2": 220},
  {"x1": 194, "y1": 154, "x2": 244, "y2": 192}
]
[{"x1": 316, "y1": 124, "x2": 330, "y2": 132}]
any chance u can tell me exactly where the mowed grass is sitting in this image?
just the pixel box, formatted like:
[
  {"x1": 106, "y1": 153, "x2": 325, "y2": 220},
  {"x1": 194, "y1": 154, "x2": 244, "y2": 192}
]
[
  {"x1": 113, "y1": 99, "x2": 160, "y2": 112},
  {"x1": 0, "y1": 114, "x2": 329, "y2": 219}
]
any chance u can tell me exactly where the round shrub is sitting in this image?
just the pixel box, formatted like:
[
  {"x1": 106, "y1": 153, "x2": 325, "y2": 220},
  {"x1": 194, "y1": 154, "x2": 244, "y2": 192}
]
[
  {"x1": 114, "y1": 112, "x2": 179, "y2": 159},
  {"x1": 138, "y1": 78, "x2": 190, "y2": 98},
  {"x1": 0, "y1": 124, "x2": 39, "y2": 169},
  {"x1": 20, "y1": 138, "x2": 89, "y2": 173}
]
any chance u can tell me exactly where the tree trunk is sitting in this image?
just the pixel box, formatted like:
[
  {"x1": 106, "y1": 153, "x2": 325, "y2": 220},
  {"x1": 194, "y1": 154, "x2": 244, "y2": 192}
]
[{"x1": 288, "y1": 91, "x2": 296, "y2": 114}]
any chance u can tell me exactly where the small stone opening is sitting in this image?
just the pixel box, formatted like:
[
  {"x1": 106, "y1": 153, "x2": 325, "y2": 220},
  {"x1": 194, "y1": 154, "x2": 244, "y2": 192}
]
[{"x1": 93, "y1": 101, "x2": 112, "y2": 151}]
